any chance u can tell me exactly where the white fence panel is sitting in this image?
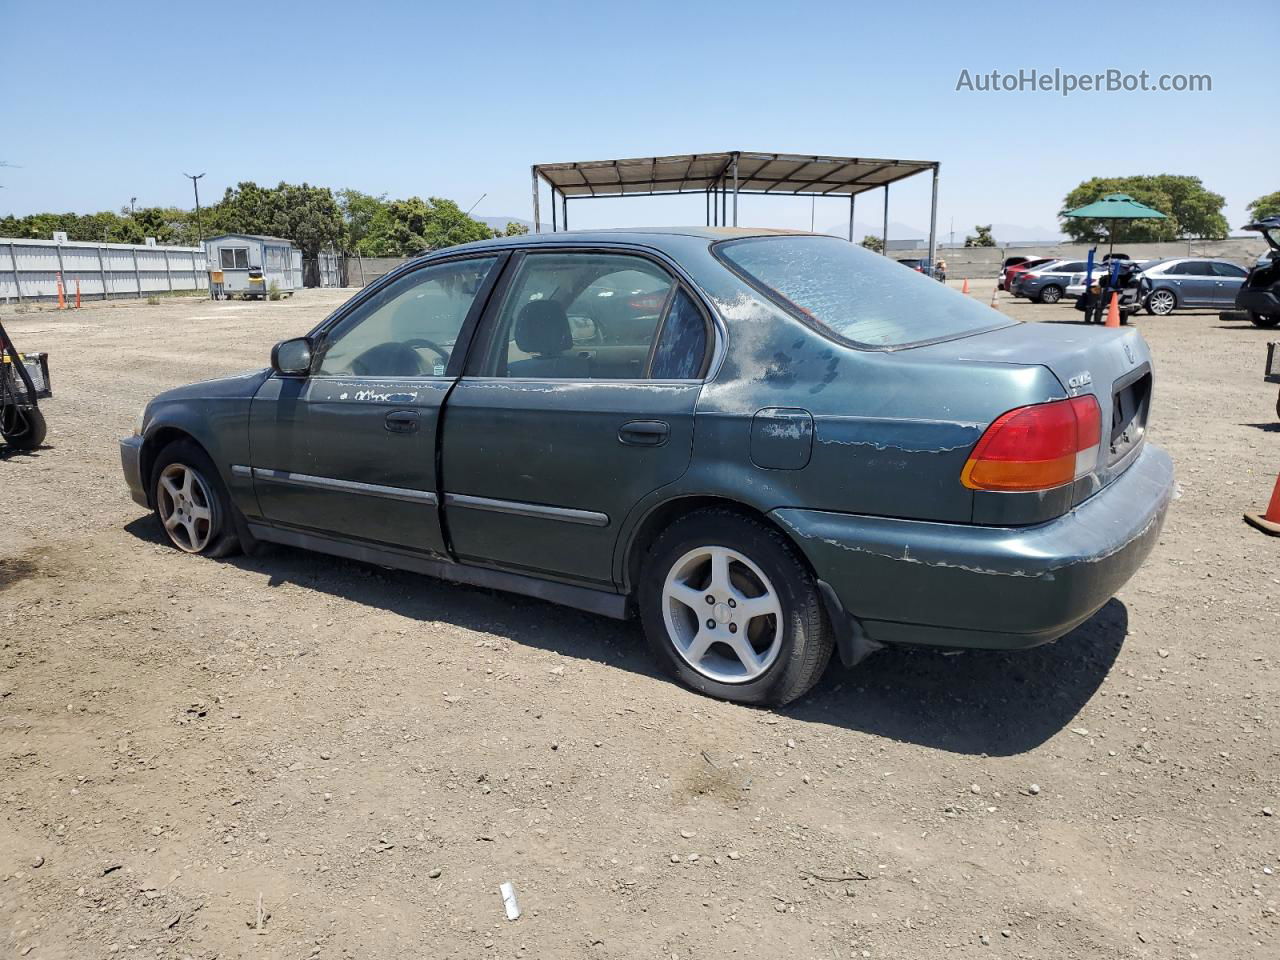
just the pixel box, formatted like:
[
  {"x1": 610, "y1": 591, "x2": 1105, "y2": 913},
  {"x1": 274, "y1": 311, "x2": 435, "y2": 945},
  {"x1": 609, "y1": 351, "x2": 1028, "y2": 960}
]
[{"x1": 0, "y1": 238, "x2": 209, "y2": 302}]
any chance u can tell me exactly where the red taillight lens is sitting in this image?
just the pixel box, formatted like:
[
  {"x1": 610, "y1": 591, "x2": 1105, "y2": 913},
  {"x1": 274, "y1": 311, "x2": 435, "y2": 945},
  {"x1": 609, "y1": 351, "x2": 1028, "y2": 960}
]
[
  {"x1": 628, "y1": 294, "x2": 665, "y2": 312},
  {"x1": 961, "y1": 395, "x2": 1102, "y2": 492}
]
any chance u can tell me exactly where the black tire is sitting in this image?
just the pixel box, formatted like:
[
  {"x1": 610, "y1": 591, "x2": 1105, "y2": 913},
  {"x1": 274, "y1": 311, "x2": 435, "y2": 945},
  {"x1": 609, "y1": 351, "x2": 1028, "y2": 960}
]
[
  {"x1": 638, "y1": 509, "x2": 834, "y2": 706},
  {"x1": 1250, "y1": 311, "x2": 1280, "y2": 329},
  {"x1": 1037, "y1": 284, "x2": 1063, "y2": 304},
  {"x1": 1, "y1": 405, "x2": 47, "y2": 450},
  {"x1": 150, "y1": 439, "x2": 240, "y2": 558}
]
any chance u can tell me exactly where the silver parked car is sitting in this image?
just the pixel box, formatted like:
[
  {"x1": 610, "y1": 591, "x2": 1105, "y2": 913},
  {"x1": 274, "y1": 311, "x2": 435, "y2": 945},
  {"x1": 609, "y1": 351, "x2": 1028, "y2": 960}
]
[{"x1": 1140, "y1": 258, "x2": 1249, "y2": 315}]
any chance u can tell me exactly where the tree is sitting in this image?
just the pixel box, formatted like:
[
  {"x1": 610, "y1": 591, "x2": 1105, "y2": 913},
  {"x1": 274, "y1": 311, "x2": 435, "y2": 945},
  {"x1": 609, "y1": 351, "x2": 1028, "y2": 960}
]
[
  {"x1": 212, "y1": 181, "x2": 344, "y2": 283},
  {"x1": 1247, "y1": 191, "x2": 1280, "y2": 222},
  {"x1": 503, "y1": 221, "x2": 529, "y2": 237},
  {"x1": 361, "y1": 196, "x2": 496, "y2": 256},
  {"x1": 860, "y1": 235, "x2": 884, "y2": 254},
  {"x1": 964, "y1": 224, "x2": 996, "y2": 247},
  {"x1": 1060, "y1": 175, "x2": 1227, "y2": 243},
  {"x1": 336, "y1": 188, "x2": 388, "y2": 254}
]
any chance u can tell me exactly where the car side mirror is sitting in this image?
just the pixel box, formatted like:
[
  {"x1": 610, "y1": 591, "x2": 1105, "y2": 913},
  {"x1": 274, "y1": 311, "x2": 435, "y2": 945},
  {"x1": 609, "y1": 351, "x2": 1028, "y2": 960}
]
[{"x1": 271, "y1": 337, "x2": 312, "y2": 377}]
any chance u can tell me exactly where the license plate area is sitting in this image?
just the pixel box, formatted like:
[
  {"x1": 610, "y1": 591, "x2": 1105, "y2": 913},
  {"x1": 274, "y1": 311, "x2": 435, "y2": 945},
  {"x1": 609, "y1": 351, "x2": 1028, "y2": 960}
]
[{"x1": 1109, "y1": 368, "x2": 1151, "y2": 463}]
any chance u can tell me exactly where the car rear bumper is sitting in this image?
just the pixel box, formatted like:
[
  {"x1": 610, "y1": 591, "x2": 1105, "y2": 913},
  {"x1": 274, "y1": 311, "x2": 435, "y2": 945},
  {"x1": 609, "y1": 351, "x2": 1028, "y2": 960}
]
[
  {"x1": 120, "y1": 435, "x2": 149, "y2": 508},
  {"x1": 1236, "y1": 287, "x2": 1280, "y2": 315},
  {"x1": 772, "y1": 443, "x2": 1174, "y2": 650}
]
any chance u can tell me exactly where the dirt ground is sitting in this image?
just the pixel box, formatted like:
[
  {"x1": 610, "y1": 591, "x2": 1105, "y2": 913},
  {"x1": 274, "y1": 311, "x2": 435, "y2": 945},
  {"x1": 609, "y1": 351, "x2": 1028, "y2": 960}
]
[{"x1": 1, "y1": 282, "x2": 1277, "y2": 960}]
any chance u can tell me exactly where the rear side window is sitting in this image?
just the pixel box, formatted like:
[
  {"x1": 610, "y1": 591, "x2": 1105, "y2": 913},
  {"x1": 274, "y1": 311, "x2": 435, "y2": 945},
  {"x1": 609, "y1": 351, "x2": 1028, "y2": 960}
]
[
  {"x1": 650, "y1": 289, "x2": 709, "y2": 379},
  {"x1": 1211, "y1": 262, "x2": 1246, "y2": 277},
  {"x1": 716, "y1": 235, "x2": 1010, "y2": 349}
]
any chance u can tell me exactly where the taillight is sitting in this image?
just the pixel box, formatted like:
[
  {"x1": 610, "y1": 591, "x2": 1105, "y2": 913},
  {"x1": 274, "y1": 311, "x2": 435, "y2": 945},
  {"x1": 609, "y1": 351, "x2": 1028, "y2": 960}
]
[
  {"x1": 628, "y1": 294, "x2": 665, "y2": 312},
  {"x1": 961, "y1": 395, "x2": 1101, "y2": 491}
]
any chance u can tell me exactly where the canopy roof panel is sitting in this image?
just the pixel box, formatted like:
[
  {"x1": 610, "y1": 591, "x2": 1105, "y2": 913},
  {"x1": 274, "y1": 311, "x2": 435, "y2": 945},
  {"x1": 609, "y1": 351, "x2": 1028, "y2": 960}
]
[{"x1": 534, "y1": 151, "x2": 937, "y2": 199}]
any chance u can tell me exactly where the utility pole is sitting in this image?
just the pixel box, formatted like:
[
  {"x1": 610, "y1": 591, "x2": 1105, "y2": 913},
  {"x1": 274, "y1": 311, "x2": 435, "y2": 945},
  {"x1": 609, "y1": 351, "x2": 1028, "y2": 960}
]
[
  {"x1": 130, "y1": 197, "x2": 136, "y2": 216},
  {"x1": 183, "y1": 172, "x2": 205, "y2": 244}
]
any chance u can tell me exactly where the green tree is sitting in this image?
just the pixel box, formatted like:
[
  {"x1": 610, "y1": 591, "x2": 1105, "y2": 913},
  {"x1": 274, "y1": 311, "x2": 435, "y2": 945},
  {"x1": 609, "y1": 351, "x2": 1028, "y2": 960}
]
[
  {"x1": 964, "y1": 224, "x2": 996, "y2": 247},
  {"x1": 1247, "y1": 191, "x2": 1280, "y2": 222},
  {"x1": 362, "y1": 196, "x2": 495, "y2": 256},
  {"x1": 1060, "y1": 175, "x2": 1227, "y2": 243},
  {"x1": 860, "y1": 234, "x2": 884, "y2": 254},
  {"x1": 336, "y1": 188, "x2": 388, "y2": 254},
  {"x1": 212, "y1": 181, "x2": 344, "y2": 281},
  {"x1": 503, "y1": 221, "x2": 529, "y2": 237}
]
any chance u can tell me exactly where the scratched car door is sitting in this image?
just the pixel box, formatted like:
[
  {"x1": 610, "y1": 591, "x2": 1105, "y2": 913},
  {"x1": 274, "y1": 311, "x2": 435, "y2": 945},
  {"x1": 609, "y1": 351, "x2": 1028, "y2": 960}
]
[{"x1": 247, "y1": 255, "x2": 503, "y2": 555}]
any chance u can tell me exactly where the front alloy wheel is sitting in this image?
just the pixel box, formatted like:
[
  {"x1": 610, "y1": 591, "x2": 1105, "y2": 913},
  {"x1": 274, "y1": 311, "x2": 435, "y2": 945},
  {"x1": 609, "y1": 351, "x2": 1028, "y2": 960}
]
[
  {"x1": 1147, "y1": 289, "x2": 1176, "y2": 316},
  {"x1": 661, "y1": 545, "x2": 783, "y2": 683},
  {"x1": 157, "y1": 462, "x2": 216, "y2": 553},
  {"x1": 1038, "y1": 284, "x2": 1063, "y2": 304}
]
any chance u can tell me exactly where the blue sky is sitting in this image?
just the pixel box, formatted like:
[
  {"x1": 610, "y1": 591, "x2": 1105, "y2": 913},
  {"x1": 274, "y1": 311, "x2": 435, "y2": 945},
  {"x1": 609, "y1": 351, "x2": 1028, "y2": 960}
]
[{"x1": 3, "y1": 0, "x2": 1275, "y2": 239}]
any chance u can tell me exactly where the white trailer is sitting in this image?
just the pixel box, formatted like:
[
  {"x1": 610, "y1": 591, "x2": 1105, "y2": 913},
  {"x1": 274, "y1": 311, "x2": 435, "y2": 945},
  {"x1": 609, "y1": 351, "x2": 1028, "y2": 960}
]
[{"x1": 204, "y1": 234, "x2": 302, "y2": 299}]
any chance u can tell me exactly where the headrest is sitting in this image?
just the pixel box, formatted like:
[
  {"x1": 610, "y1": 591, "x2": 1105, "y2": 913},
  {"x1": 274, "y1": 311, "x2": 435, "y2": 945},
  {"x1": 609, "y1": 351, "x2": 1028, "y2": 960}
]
[{"x1": 514, "y1": 300, "x2": 571, "y2": 356}]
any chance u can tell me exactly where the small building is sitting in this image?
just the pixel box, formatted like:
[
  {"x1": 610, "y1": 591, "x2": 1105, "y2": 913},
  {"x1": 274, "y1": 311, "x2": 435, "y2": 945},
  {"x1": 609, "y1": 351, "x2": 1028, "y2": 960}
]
[{"x1": 204, "y1": 234, "x2": 302, "y2": 298}]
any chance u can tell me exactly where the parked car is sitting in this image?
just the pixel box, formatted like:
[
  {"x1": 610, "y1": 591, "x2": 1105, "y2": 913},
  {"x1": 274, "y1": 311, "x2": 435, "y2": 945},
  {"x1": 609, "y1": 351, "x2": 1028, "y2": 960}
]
[
  {"x1": 896, "y1": 257, "x2": 945, "y2": 280},
  {"x1": 120, "y1": 229, "x2": 1173, "y2": 706},
  {"x1": 1065, "y1": 260, "x2": 1150, "y2": 300},
  {"x1": 997, "y1": 256, "x2": 1032, "y2": 290},
  {"x1": 1140, "y1": 257, "x2": 1249, "y2": 315},
  {"x1": 1002, "y1": 256, "x2": 1054, "y2": 292},
  {"x1": 1012, "y1": 259, "x2": 1096, "y2": 303},
  {"x1": 1235, "y1": 217, "x2": 1280, "y2": 328}
]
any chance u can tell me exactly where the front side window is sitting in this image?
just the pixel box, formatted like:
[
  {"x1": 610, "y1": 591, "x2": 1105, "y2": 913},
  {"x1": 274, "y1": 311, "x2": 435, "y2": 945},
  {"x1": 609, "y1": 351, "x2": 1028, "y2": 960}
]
[
  {"x1": 475, "y1": 253, "x2": 690, "y2": 380},
  {"x1": 717, "y1": 235, "x2": 1009, "y2": 349},
  {"x1": 314, "y1": 256, "x2": 498, "y2": 377}
]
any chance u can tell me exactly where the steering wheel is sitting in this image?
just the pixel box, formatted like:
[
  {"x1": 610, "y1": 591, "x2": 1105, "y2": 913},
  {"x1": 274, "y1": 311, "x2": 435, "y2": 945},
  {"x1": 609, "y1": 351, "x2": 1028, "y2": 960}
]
[{"x1": 403, "y1": 338, "x2": 450, "y2": 365}]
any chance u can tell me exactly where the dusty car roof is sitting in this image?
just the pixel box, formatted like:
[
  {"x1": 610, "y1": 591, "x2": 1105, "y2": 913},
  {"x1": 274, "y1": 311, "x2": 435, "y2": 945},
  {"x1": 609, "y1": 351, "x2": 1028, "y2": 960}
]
[{"x1": 447, "y1": 226, "x2": 809, "y2": 254}]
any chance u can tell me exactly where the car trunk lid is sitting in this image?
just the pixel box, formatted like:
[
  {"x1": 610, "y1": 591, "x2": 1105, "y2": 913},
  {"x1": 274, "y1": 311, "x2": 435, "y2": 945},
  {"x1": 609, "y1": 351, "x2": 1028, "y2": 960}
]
[{"x1": 910, "y1": 321, "x2": 1153, "y2": 505}]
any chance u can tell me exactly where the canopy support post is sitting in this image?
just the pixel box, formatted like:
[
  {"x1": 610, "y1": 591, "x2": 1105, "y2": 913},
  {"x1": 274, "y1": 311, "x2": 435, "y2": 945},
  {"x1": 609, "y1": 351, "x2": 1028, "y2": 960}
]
[
  {"x1": 551, "y1": 187, "x2": 558, "y2": 233},
  {"x1": 562, "y1": 193, "x2": 569, "y2": 231},
  {"x1": 848, "y1": 193, "x2": 856, "y2": 242},
  {"x1": 927, "y1": 163, "x2": 939, "y2": 276},
  {"x1": 531, "y1": 167, "x2": 541, "y2": 234},
  {"x1": 882, "y1": 184, "x2": 890, "y2": 256},
  {"x1": 731, "y1": 151, "x2": 739, "y2": 227}
]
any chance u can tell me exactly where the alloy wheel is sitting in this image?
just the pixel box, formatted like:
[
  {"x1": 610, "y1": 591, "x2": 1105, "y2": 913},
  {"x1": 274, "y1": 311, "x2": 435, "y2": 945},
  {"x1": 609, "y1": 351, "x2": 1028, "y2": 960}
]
[
  {"x1": 1149, "y1": 290, "x2": 1175, "y2": 315},
  {"x1": 660, "y1": 545, "x2": 783, "y2": 683},
  {"x1": 157, "y1": 462, "x2": 215, "y2": 553}
]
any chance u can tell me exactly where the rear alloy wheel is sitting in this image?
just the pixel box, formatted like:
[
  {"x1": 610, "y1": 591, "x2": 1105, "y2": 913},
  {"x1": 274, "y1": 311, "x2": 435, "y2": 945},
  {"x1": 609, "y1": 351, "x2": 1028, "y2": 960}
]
[
  {"x1": 152, "y1": 441, "x2": 240, "y2": 557},
  {"x1": 1249, "y1": 311, "x2": 1279, "y2": 329},
  {"x1": 1037, "y1": 284, "x2": 1063, "y2": 304},
  {"x1": 1146, "y1": 289, "x2": 1176, "y2": 316},
  {"x1": 639, "y1": 510, "x2": 833, "y2": 706}
]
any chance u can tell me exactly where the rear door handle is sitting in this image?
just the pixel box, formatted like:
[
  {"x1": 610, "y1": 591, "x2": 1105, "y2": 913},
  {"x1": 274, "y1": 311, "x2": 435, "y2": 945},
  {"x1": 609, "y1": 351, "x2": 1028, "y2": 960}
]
[
  {"x1": 385, "y1": 410, "x2": 419, "y2": 434},
  {"x1": 618, "y1": 420, "x2": 669, "y2": 446}
]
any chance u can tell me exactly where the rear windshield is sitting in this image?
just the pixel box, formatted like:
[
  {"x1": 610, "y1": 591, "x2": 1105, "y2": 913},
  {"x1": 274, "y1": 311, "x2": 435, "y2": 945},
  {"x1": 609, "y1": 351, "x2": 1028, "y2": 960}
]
[{"x1": 716, "y1": 235, "x2": 1010, "y2": 349}]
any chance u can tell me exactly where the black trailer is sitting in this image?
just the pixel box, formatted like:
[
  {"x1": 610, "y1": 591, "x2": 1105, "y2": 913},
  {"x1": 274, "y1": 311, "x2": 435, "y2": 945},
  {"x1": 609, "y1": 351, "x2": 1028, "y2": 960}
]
[{"x1": 0, "y1": 320, "x2": 50, "y2": 451}]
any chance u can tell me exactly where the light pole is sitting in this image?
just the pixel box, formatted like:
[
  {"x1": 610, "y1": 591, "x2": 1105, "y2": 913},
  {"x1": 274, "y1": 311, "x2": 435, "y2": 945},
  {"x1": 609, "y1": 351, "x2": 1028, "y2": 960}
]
[
  {"x1": 130, "y1": 197, "x2": 136, "y2": 216},
  {"x1": 183, "y1": 172, "x2": 205, "y2": 244}
]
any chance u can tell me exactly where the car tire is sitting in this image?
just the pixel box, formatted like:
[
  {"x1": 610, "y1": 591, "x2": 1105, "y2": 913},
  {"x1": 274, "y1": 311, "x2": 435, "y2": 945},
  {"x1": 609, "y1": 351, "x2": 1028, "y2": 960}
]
[
  {"x1": 638, "y1": 509, "x2": 834, "y2": 706},
  {"x1": 151, "y1": 440, "x2": 241, "y2": 558},
  {"x1": 1249, "y1": 311, "x2": 1280, "y2": 329},
  {"x1": 1037, "y1": 285, "x2": 1063, "y2": 304},
  {"x1": 1, "y1": 405, "x2": 47, "y2": 450},
  {"x1": 1146, "y1": 289, "x2": 1176, "y2": 316}
]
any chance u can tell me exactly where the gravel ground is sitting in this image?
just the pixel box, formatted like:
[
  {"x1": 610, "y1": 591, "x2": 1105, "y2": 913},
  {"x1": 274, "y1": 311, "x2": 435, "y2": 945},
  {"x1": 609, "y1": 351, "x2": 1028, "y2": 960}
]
[{"x1": 1, "y1": 284, "x2": 1277, "y2": 959}]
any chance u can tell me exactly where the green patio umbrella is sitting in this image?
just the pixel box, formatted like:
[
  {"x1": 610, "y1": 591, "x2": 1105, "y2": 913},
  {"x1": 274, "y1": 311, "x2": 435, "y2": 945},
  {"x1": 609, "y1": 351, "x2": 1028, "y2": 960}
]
[{"x1": 1063, "y1": 193, "x2": 1168, "y2": 257}]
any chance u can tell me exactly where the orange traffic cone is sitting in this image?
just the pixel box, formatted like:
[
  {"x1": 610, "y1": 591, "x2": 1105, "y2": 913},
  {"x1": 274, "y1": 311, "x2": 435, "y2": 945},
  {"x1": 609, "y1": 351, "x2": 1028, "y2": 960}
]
[
  {"x1": 1244, "y1": 473, "x2": 1280, "y2": 536},
  {"x1": 1104, "y1": 292, "x2": 1120, "y2": 328},
  {"x1": 989, "y1": 285, "x2": 999, "y2": 309},
  {"x1": 961, "y1": 277, "x2": 970, "y2": 295},
  {"x1": 56, "y1": 273, "x2": 66, "y2": 310},
  {"x1": 75, "y1": 278, "x2": 81, "y2": 309}
]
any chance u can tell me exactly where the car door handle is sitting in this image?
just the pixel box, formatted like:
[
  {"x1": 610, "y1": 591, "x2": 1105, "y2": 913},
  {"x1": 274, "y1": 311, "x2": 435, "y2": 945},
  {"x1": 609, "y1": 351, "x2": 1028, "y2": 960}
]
[
  {"x1": 618, "y1": 420, "x2": 669, "y2": 446},
  {"x1": 385, "y1": 410, "x2": 419, "y2": 434}
]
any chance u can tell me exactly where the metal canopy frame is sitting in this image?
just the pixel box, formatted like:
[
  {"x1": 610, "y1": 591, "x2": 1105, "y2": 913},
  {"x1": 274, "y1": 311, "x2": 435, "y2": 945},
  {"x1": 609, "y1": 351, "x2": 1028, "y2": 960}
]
[{"x1": 531, "y1": 150, "x2": 940, "y2": 265}]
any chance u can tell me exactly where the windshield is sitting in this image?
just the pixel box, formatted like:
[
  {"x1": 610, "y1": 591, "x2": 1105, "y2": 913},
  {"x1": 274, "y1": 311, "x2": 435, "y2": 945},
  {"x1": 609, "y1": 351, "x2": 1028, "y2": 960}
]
[{"x1": 716, "y1": 235, "x2": 1011, "y2": 348}]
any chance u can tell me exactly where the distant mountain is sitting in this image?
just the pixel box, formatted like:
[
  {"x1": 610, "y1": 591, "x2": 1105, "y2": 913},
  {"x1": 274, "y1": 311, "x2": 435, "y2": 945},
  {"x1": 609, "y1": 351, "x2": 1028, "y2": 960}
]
[
  {"x1": 824, "y1": 219, "x2": 1065, "y2": 246},
  {"x1": 475, "y1": 215, "x2": 533, "y2": 232}
]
